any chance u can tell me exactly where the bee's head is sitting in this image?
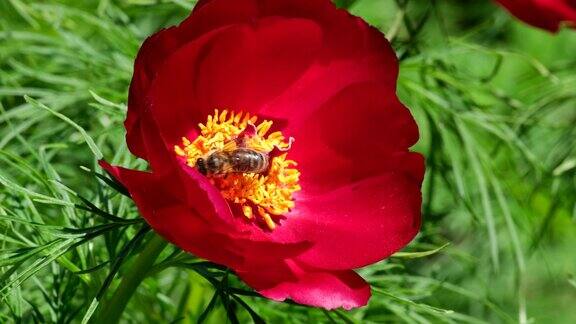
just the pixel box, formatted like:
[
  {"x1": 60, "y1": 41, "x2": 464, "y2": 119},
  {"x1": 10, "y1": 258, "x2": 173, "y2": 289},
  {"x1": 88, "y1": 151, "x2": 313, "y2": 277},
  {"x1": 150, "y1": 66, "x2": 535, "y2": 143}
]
[{"x1": 195, "y1": 158, "x2": 207, "y2": 175}]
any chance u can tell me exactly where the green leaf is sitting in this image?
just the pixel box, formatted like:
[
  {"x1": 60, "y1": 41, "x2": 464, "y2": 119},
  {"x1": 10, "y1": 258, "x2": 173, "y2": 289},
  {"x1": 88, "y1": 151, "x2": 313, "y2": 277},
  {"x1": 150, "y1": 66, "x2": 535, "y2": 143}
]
[
  {"x1": 24, "y1": 96, "x2": 103, "y2": 160},
  {"x1": 392, "y1": 243, "x2": 450, "y2": 259}
]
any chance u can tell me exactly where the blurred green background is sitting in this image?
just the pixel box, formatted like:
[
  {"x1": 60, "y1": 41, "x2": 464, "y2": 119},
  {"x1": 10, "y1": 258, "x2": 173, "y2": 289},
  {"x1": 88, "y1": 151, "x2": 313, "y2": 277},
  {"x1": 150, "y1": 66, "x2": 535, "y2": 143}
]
[{"x1": 1, "y1": 0, "x2": 575, "y2": 323}]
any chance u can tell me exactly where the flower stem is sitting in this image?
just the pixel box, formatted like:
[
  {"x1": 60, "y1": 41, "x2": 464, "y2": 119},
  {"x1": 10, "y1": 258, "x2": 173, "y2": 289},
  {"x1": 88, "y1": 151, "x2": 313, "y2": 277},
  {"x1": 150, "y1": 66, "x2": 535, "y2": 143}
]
[{"x1": 96, "y1": 233, "x2": 168, "y2": 324}]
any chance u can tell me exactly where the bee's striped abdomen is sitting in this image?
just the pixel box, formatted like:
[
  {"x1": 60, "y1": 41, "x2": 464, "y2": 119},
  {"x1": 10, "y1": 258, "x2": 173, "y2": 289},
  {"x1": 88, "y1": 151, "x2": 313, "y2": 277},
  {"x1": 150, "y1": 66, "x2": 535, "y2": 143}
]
[{"x1": 230, "y1": 148, "x2": 269, "y2": 174}]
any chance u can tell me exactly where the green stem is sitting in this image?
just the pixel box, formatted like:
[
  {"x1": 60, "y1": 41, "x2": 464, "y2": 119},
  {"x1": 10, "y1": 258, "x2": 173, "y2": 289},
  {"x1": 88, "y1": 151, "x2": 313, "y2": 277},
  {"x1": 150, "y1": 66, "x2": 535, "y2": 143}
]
[{"x1": 96, "y1": 233, "x2": 168, "y2": 324}]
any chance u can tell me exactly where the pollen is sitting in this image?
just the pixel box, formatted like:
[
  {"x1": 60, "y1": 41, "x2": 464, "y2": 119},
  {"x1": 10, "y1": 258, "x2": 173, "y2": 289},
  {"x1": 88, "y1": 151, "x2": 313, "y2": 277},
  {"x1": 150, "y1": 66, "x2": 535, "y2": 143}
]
[{"x1": 174, "y1": 110, "x2": 300, "y2": 230}]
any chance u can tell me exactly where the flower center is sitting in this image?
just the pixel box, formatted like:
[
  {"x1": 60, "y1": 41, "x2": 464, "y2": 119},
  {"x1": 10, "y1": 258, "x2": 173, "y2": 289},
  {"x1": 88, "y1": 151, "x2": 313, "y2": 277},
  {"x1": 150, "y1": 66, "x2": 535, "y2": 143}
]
[{"x1": 175, "y1": 110, "x2": 300, "y2": 230}]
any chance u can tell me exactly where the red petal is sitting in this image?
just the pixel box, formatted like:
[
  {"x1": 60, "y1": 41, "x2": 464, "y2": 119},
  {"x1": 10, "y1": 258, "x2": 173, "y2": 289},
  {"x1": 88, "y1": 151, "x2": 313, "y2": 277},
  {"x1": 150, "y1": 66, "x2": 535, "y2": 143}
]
[
  {"x1": 128, "y1": 0, "x2": 396, "y2": 160},
  {"x1": 101, "y1": 159, "x2": 378, "y2": 308},
  {"x1": 126, "y1": 0, "x2": 267, "y2": 156},
  {"x1": 99, "y1": 159, "x2": 310, "y2": 269},
  {"x1": 195, "y1": 0, "x2": 393, "y2": 60},
  {"x1": 238, "y1": 261, "x2": 371, "y2": 310},
  {"x1": 495, "y1": 0, "x2": 576, "y2": 32},
  {"x1": 99, "y1": 161, "x2": 246, "y2": 266},
  {"x1": 147, "y1": 17, "x2": 323, "y2": 149},
  {"x1": 126, "y1": 0, "x2": 262, "y2": 159},
  {"x1": 126, "y1": 27, "x2": 191, "y2": 160},
  {"x1": 270, "y1": 172, "x2": 422, "y2": 270},
  {"x1": 266, "y1": 82, "x2": 424, "y2": 270},
  {"x1": 284, "y1": 82, "x2": 423, "y2": 194}
]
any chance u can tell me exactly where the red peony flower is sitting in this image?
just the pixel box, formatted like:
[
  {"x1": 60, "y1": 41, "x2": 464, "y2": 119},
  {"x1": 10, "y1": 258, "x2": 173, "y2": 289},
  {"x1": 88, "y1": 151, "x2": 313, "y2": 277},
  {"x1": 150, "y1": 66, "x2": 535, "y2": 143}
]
[
  {"x1": 495, "y1": 0, "x2": 576, "y2": 32},
  {"x1": 101, "y1": 0, "x2": 424, "y2": 309}
]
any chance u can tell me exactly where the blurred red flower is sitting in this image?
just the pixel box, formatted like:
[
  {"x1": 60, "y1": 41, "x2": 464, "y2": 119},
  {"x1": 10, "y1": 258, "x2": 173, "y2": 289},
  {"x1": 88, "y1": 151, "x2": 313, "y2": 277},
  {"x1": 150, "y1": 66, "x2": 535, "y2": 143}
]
[
  {"x1": 101, "y1": 0, "x2": 423, "y2": 309},
  {"x1": 495, "y1": 0, "x2": 576, "y2": 32}
]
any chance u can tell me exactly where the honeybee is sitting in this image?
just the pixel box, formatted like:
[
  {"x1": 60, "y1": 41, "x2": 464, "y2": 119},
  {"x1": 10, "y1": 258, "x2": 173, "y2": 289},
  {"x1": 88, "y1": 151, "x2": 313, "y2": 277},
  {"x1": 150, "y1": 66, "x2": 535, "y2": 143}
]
[{"x1": 196, "y1": 148, "x2": 270, "y2": 176}]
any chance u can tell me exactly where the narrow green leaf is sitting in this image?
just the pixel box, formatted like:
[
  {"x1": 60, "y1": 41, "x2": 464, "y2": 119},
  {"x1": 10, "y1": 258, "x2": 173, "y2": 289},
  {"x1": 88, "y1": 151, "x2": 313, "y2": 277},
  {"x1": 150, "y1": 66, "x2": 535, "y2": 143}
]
[{"x1": 24, "y1": 95, "x2": 103, "y2": 159}]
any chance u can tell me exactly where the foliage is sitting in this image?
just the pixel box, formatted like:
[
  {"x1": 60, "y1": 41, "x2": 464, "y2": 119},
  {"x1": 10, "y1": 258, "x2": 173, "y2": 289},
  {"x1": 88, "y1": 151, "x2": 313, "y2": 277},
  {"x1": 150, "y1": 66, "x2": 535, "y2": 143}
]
[{"x1": 1, "y1": 0, "x2": 575, "y2": 323}]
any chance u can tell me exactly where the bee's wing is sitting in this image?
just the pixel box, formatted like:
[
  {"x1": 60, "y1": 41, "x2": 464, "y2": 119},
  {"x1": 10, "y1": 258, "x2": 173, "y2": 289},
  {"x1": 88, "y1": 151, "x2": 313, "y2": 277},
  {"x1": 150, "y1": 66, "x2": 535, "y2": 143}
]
[
  {"x1": 222, "y1": 140, "x2": 238, "y2": 152},
  {"x1": 220, "y1": 163, "x2": 235, "y2": 173}
]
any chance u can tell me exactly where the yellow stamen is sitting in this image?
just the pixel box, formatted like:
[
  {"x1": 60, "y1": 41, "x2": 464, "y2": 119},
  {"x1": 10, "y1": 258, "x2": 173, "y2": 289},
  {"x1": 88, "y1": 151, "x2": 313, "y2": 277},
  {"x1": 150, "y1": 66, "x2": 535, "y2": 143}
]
[
  {"x1": 242, "y1": 205, "x2": 254, "y2": 219},
  {"x1": 174, "y1": 109, "x2": 300, "y2": 230}
]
